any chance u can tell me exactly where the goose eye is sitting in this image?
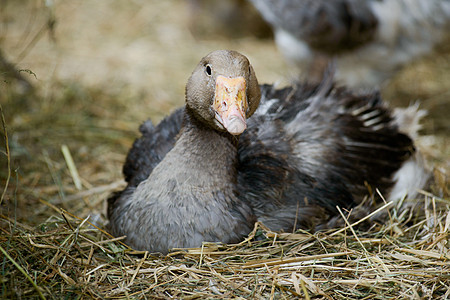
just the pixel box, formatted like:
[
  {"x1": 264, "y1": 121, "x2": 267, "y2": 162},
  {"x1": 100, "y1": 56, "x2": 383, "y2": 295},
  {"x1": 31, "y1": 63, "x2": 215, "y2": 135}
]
[
  {"x1": 205, "y1": 64, "x2": 212, "y2": 76},
  {"x1": 248, "y1": 66, "x2": 251, "y2": 75}
]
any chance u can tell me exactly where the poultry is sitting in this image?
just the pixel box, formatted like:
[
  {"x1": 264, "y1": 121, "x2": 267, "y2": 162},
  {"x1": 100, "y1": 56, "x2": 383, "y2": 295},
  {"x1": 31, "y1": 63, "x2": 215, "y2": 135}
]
[
  {"x1": 108, "y1": 50, "x2": 426, "y2": 254},
  {"x1": 248, "y1": 0, "x2": 450, "y2": 88}
]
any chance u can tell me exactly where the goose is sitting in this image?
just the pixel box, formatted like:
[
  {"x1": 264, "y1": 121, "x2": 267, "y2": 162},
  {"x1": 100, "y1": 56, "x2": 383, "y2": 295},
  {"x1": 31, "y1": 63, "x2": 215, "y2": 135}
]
[
  {"x1": 248, "y1": 0, "x2": 450, "y2": 88},
  {"x1": 108, "y1": 50, "x2": 427, "y2": 254}
]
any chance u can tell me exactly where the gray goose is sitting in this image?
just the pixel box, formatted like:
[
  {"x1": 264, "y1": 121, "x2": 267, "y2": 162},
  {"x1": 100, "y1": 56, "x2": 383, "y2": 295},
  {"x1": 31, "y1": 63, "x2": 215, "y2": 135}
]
[
  {"x1": 249, "y1": 0, "x2": 450, "y2": 88},
  {"x1": 108, "y1": 50, "x2": 426, "y2": 254}
]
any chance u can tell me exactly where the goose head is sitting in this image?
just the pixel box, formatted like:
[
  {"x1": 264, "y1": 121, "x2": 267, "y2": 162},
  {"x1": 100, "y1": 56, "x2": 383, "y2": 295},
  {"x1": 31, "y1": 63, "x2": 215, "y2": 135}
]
[{"x1": 185, "y1": 50, "x2": 261, "y2": 135}]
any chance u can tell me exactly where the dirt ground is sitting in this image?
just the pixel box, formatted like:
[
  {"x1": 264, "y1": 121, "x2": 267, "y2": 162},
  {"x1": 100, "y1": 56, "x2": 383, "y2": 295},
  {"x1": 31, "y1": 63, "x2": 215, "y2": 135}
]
[{"x1": 1, "y1": 0, "x2": 449, "y2": 226}]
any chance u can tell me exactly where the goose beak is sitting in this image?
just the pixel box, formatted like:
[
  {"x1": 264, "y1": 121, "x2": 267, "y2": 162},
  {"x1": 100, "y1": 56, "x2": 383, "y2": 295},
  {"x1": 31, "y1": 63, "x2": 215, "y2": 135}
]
[{"x1": 213, "y1": 75, "x2": 248, "y2": 135}]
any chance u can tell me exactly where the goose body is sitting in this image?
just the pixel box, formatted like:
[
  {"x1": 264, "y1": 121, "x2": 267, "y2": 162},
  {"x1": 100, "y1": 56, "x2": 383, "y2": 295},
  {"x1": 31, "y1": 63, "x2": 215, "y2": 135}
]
[
  {"x1": 108, "y1": 50, "x2": 426, "y2": 254},
  {"x1": 249, "y1": 0, "x2": 450, "y2": 88}
]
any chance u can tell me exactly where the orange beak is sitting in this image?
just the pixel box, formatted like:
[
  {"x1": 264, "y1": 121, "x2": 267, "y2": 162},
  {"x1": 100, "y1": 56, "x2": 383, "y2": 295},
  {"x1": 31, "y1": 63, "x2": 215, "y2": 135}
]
[{"x1": 213, "y1": 75, "x2": 248, "y2": 135}]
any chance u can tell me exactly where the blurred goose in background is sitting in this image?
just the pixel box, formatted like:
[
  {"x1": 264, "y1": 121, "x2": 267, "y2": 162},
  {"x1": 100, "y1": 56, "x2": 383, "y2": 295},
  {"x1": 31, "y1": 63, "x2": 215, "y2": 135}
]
[
  {"x1": 108, "y1": 50, "x2": 428, "y2": 254},
  {"x1": 249, "y1": 0, "x2": 450, "y2": 88}
]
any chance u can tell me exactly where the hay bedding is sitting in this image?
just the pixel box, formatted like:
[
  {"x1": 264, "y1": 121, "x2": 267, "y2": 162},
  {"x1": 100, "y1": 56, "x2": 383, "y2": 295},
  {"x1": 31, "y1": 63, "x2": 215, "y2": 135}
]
[
  {"x1": 2, "y1": 102, "x2": 447, "y2": 299},
  {"x1": 1, "y1": 184, "x2": 449, "y2": 298}
]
